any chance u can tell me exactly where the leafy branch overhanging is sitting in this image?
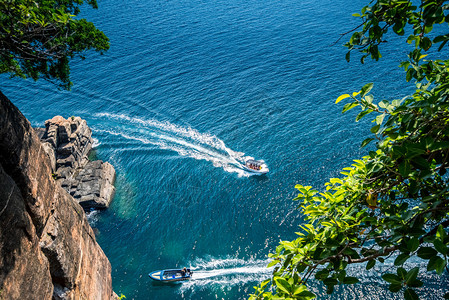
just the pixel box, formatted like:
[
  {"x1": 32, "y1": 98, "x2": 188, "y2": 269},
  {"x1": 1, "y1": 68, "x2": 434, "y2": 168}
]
[{"x1": 250, "y1": 1, "x2": 449, "y2": 300}]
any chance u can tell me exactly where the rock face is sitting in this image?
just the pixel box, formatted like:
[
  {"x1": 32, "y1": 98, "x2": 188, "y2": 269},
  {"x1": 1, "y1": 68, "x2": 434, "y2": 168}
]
[
  {"x1": 37, "y1": 116, "x2": 116, "y2": 210},
  {"x1": 38, "y1": 115, "x2": 92, "y2": 174},
  {"x1": 0, "y1": 91, "x2": 114, "y2": 299}
]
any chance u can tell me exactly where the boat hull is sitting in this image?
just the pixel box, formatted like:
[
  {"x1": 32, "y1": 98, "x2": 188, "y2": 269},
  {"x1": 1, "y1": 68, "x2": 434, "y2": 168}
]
[{"x1": 149, "y1": 269, "x2": 192, "y2": 282}]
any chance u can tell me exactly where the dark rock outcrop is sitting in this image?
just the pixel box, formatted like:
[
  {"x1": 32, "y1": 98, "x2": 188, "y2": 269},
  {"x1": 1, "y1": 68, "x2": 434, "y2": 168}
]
[
  {"x1": 37, "y1": 116, "x2": 116, "y2": 210},
  {"x1": 0, "y1": 91, "x2": 114, "y2": 299},
  {"x1": 62, "y1": 160, "x2": 116, "y2": 209}
]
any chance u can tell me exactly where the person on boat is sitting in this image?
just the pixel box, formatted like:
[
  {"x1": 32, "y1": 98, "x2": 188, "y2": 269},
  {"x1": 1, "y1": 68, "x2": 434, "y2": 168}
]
[{"x1": 181, "y1": 267, "x2": 187, "y2": 277}]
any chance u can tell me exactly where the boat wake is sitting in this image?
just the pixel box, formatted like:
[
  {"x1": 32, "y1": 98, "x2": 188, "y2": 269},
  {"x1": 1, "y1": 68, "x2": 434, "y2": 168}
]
[
  {"x1": 179, "y1": 257, "x2": 273, "y2": 293},
  {"x1": 85, "y1": 210, "x2": 100, "y2": 227},
  {"x1": 92, "y1": 137, "x2": 101, "y2": 148},
  {"x1": 91, "y1": 113, "x2": 259, "y2": 177}
]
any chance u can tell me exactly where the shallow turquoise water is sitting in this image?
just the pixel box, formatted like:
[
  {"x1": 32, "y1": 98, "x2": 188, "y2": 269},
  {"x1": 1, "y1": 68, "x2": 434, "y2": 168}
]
[{"x1": 1, "y1": 0, "x2": 448, "y2": 299}]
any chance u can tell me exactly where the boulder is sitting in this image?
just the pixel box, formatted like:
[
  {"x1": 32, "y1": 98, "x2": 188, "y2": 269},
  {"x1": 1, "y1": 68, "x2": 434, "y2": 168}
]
[
  {"x1": 36, "y1": 116, "x2": 115, "y2": 210},
  {"x1": 69, "y1": 161, "x2": 116, "y2": 210}
]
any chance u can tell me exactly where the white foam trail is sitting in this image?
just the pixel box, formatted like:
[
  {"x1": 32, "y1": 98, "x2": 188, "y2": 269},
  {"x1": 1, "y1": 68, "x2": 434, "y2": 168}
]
[
  {"x1": 191, "y1": 257, "x2": 269, "y2": 270},
  {"x1": 86, "y1": 210, "x2": 100, "y2": 226},
  {"x1": 92, "y1": 138, "x2": 101, "y2": 148},
  {"x1": 179, "y1": 257, "x2": 273, "y2": 293},
  {"x1": 191, "y1": 265, "x2": 271, "y2": 280},
  {"x1": 96, "y1": 113, "x2": 226, "y2": 149},
  {"x1": 95, "y1": 128, "x2": 153, "y2": 145},
  {"x1": 93, "y1": 113, "x2": 263, "y2": 177}
]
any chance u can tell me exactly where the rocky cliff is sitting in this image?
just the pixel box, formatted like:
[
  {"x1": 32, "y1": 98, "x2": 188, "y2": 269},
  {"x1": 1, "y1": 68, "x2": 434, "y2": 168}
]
[{"x1": 0, "y1": 91, "x2": 115, "y2": 300}]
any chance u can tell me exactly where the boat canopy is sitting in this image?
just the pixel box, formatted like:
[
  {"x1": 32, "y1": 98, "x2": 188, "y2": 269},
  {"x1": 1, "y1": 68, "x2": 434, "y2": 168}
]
[{"x1": 246, "y1": 159, "x2": 264, "y2": 166}]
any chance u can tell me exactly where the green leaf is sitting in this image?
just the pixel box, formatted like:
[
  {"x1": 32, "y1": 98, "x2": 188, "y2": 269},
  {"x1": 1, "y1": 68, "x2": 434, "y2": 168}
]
[
  {"x1": 315, "y1": 269, "x2": 330, "y2": 280},
  {"x1": 323, "y1": 278, "x2": 338, "y2": 287},
  {"x1": 405, "y1": 267, "x2": 419, "y2": 285},
  {"x1": 397, "y1": 267, "x2": 407, "y2": 279},
  {"x1": 406, "y1": 68, "x2": 415, "y2": 82},
  {"x1": 343, "y1": 277, "x2": 359, "y2": 284},
  {"x1": 260, "y1": 279, "x2": 270, "y2": 289},
  {"x1": 407, "y1": 279, "x2": 423, "y2": 288},
  {"x1": 361, "y1": 138, "x2": 374, "y2": 148},
  {"x1": 371, "y1": 124, "x2": 380, "y2": 134},
  {"x1": 394, "y1": 253, "x2": 410, "y2": 266},
  {"x1": 436, "y1": 225, "x2": 446, "y2": 240},
  {"x1": 428, "y1": 141, "x2": 449, "y2": 152},
  {"x1": 343, "y1": 248, "x2": 360, "y2": 259},
  {"x1": 364, "y1": 94, "x2": 374, "y2": 104},
  {"x1": 366, "y1": 260, "x2": 375, "y2": 270},
  {"x1": 438, "y1": 40, "x2": 448, "y2": 51},
  {"x1": 420, "y1": 36, "x2": 432, "y2": 51},
  {"x1": 389, "y1": 283, "x2": 402, "y2": 293},
  {"x1": 434, "y1": 239, "x2": 448, "y2": 255},
  {"x1": 336, "y1": 94, "x2": 351, "y2": 104},
  {"x1": 382, "y1": 273, "x2": 401, "y2": 284},
  {"x1": 378, "y1": 100, "x2": 389, "y2": 109},
  {"x1": 375, "y1": 113, "x2": 385, "y2": 125},
  {"x1": 417, "y1": 247, "x2": 438, "y2": 259},
  {"x1": 295, "y1": 290, "x2": 316, "y2": 299},
  {"x1": 275, "y1": 277, "x2": 291, "y2": 294},
  {"x1": 356, "y1": 110, "x2": 372, "y2": 121},
  {"x1": 360, "y1": 83, "x2": 374, "y2": 97},
  {"x1": 434, "y1": 34, "x2": 449, "y2": 43},
  {"x1": 342, "y1": 101, "x2": 359, "y2": 113},
  {"x1": 407, "y1": 238, "x2": 419, "y2": 252},
  {"x1": 399, "y1": 160, "x2": 411, "y2": 177},
  {"x1": 435, "y1": 257, "x2": 447, "y2": 275},
  {"x1": 293, "y1": 284, "x2": 307, "y2": 295},
  {"x1": 268, "y1": 260, "x2": 279, "y2": 268},
  {"x1": 404, "y1": 288, "x2": 419, "y2": 300},
  {"x1": 427, "y1": 256, "x2": 444, "y2": 272}
]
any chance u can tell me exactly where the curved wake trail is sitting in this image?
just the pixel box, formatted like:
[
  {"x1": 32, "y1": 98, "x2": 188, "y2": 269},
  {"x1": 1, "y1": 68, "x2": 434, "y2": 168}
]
[
  {"x1": 92, "y1": 113, "x2": 258, "y2": 177},
  {"x1": 179, "y1": 258, "x2": 273, "y2": 293}
]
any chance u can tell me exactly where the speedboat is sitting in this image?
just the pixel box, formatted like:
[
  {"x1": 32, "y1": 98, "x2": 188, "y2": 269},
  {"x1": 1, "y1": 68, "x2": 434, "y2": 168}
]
[
  {"x1": 148, "y1": 268, "x2": 192, "y2": 282},
  {"x1": 243, "y1": 159, "x2": 269, "y2": 174}
]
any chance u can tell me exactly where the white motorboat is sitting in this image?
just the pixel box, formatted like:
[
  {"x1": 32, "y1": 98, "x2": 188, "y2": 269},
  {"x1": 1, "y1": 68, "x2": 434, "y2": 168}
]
[
  {"x1": 149, "y1": 268, "x2": 192, "y2": 282},
  {"x1": 243, "y1": 159, "x2": 269, "y2": 174}
]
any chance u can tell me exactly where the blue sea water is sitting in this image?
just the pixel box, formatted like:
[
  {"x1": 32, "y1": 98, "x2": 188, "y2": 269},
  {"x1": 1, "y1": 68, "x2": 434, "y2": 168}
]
[{"x1": 1, "y1": 0, "x2": 448, "y2": 299}]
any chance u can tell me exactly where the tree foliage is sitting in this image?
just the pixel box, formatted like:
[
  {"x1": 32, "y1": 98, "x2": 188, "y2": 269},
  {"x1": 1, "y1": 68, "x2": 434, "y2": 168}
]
[
  {"x1": 250, "y1": 1, "x2": 449, "y2": 299},
  {"x1": 0, "y1": 0, "x2": 109, "y2": 89}
]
